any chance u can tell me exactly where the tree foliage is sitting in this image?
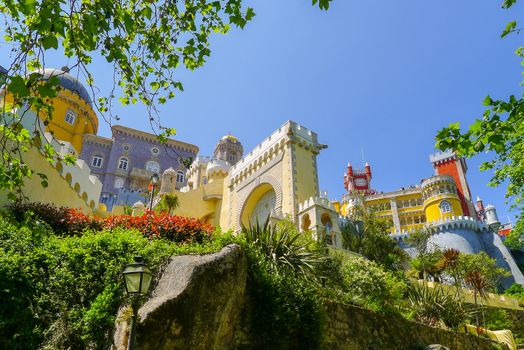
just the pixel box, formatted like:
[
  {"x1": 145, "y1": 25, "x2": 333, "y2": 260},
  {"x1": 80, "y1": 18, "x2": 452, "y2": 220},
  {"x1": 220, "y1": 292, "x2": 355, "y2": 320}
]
[
  {"x1": 435, "y1": 0, "x2": 524, "y2": 236},
  {"x1": 341, "y1": 206, "x2": 408, "y2": 271},
  {"x1": 0, "y1": 0, "x2": 330, "y2": 199}
]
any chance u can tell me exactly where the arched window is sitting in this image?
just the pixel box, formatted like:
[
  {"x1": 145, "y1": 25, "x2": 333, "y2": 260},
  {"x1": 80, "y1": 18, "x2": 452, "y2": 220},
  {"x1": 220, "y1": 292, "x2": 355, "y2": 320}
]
[
  {"x1": 440, "y1": 200, "x2": 452, "y2": 213},
  {"x1": 145, "y1": 160, "x2": 160, "y2": 173},
  {"x1": 118, "y1": 157, "x2": 129, "y2": 170},
  {"x1": 228, "y1": 152, "x2": 236, "y2": 163},
  {"x1": 176, "y1": 171, "x2": 185, "y2": 183}
]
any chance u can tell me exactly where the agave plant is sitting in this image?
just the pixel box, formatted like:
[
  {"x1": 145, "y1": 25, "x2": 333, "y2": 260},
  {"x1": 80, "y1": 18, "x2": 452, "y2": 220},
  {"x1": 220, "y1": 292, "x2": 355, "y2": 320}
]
[
  {"x1": 407, "y1": 284, "x2": 473, "y2": 329},
  {"x1": 243, "y1": 217, "x2": 325, "y2": 280}
]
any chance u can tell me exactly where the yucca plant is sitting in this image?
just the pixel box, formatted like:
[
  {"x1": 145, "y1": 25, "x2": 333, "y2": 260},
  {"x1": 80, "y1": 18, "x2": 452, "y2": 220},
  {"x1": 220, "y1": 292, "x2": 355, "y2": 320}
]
[{"x1": 243, "y1": 217, "x2": 325, "y2": 280}]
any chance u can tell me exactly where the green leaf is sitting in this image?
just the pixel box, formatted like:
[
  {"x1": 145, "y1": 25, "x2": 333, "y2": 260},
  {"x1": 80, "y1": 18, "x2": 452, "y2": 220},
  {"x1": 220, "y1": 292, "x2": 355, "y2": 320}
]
[
  {"x1": 501, "y1": 21, "x2": 517, "y2": 38},
  {"x1": 42, "y1": 36, "x2": 58, "y2": 50},
  {"x1": 7, "y1": 76, "x2": 30, "y2": 97}
]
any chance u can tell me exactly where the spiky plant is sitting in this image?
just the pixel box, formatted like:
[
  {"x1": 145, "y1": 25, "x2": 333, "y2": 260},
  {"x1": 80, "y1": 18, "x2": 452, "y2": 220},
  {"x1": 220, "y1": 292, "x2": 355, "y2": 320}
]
[
  {"x1": 407, "y1": 284, "x2": 473, "y2": 329},
  {"x1": 243, "y1": 217, "x2": 325, "y2": 280}
]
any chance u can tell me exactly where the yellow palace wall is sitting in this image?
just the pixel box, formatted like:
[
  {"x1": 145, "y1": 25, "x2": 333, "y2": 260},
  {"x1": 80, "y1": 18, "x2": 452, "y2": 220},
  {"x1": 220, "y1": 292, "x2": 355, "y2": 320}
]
[{"x1": 0, "y1": 146, "x2": 92, "y2": 212}]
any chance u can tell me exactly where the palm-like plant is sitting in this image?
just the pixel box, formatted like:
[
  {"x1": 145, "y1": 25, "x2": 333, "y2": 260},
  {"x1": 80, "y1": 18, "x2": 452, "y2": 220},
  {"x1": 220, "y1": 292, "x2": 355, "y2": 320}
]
[
  {"x1": 157, "y1": 193, "x2": 180, "y2": 215},
  {"x1": 465, "y1": 271, "x2": 490, "y2": 329},
  {"x1": 439, "y1": 248, "x2": 461, "y2": 295},
  {"x1": 243, "y1": 217, "x2": 325, "y2": 280}
]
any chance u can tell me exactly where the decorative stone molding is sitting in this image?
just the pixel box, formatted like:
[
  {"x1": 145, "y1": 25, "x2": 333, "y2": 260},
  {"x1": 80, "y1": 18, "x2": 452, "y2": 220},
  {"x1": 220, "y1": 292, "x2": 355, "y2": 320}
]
[{"x1": 235, "y1": 174, "x2": 283, "y2": 231}]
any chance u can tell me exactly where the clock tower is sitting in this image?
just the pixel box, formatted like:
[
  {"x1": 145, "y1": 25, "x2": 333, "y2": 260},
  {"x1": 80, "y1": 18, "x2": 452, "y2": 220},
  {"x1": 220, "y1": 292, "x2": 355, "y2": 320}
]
[{"x1": 344, "y1": 161, "x2": 375, "y2": 195}]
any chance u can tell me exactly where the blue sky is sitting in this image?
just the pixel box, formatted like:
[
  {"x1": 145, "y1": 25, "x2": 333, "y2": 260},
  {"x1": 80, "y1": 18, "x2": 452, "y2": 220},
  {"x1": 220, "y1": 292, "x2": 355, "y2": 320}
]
[{"x1": 6, "y1": 0, "x2": 523, "y2": 222}]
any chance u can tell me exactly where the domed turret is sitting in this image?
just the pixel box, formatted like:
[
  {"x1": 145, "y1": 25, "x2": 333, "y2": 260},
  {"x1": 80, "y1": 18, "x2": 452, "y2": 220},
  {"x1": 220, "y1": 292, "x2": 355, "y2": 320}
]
[
  {"x1": 160, "y1": 167, "x2": 178, "y2": 193},
  {"x1": 214, "y1": 133, "x2": 243, "y2": 165},
  {"x1": 39, "y1": 67, "x2": 92, "y2": 106},
  {"x1": 484, "y1": 204, "x2": 501, "y2": 232}
]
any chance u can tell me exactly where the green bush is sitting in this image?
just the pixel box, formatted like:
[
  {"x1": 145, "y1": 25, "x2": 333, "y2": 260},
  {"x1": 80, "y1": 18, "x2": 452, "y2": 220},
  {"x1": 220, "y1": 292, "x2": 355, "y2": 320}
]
[
  {"x1": 0, "y1": 214, "x2": 235, "y2": 349},
  {"x1": 339, "y1": 256, "x2": 407, "y2": 312},
  {"x1": 244, "y1": 246, "x2": 325, "y2": 349}
]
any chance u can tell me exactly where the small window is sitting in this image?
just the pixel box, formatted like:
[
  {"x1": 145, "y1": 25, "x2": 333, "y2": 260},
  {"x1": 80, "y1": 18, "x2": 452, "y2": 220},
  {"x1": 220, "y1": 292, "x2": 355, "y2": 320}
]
[
  {"x1": 151, "y1": 147, "x2": 159, "y2": 155},
  {"x1": 123, "y1": 144, "x2": 130, "y2": 151},
  {"x1": 92, "y1": 155, "x2": 103, "y2": 168},
  {"x1": 118, "y1": 157, "x2": 129, "y2": 170},
  {"x1": 176, "y1": 171, "x2": 185, "y2": 183},
  {"x1": 114, "y1": 177, "x2": 124, "y2": 189},
  {"x1": 440, "y1": 200, "x2": 452, "y2": 213},
  {"x1": 65, "y1": 110, "x2": 76, "y2": 125},
  {"x1": 202, "y1": 176, "x2": 208, "y2": 185},
  {"x1": 146, "y1": 160, "x2": 160, "y2": 173}
]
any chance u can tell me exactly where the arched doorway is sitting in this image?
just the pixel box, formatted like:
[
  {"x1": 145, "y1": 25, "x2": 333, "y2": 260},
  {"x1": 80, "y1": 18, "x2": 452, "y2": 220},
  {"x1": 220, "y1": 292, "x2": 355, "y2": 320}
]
[{"x1": 240, "y1": 184, "x2": 277, "y2": 227}]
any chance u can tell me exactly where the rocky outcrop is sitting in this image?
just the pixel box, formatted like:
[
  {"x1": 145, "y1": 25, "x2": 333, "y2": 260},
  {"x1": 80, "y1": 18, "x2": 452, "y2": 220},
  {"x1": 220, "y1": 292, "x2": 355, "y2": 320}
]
[
  {"x1": 114, "y1": 244, "x2": 247, "y2": 350},
  {"x1": 113, "y1": 244, "x2": 499, "y2": 350}
]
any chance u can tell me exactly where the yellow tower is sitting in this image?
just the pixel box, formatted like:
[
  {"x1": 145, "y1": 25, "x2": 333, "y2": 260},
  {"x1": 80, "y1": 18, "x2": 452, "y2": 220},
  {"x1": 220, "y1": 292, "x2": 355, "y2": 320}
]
[
  {"x1": 421, "y1": 175, "x2": 463, "y2": 223},
  {"x1": 4, "y1": 67, "x2": 98, "y2": 153}
]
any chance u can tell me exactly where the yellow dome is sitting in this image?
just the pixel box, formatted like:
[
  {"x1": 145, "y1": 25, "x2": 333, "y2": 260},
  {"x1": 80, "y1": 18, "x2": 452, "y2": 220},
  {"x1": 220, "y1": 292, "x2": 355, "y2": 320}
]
[{"x1": 221, "y1": 134, "x2": 238, "y2": 142}]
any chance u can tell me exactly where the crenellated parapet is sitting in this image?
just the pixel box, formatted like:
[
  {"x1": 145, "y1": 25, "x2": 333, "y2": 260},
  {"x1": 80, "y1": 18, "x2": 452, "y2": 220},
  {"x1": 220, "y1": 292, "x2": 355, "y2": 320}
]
[
  {"x1": 229, "y1": 121, "x2": 323, "y2": 186},
  {"x1": 298, "y1": 196, "x2": 336, "y2": 213},
  {"x1": 426, "y1": 215, "x2": 489, "y2": 233}
]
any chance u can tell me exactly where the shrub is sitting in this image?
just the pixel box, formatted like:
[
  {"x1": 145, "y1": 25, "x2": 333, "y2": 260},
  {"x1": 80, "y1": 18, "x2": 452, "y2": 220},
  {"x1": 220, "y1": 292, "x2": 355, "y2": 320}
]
[
  {"x1": 340, "y1": 256, "x2": 407, "y2": 312},
  {"x1": 0, "y1": 214, "x2": 234, "y2": 349},
  {"x1": 103, "y1": 211, "x2": 213, "y2": 243},
  {"x1": 6, "y1": 202, "x2": 213, "y2": 243},
  {"x1": 6, "y1": 201, "x2": 101, "y2": 236},
  {"x1": 244, "y1": 245, "x2": 325, "y2": 349}
]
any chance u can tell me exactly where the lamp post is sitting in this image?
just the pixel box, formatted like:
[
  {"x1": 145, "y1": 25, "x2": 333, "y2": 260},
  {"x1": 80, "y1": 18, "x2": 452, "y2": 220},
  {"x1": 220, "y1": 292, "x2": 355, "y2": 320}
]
[
  {"x1": 148, "y1": 173, "x2": 159, "y2": 211},
  {"x1": 123, "y1": 255, "x2": 153, "y2": 350}
]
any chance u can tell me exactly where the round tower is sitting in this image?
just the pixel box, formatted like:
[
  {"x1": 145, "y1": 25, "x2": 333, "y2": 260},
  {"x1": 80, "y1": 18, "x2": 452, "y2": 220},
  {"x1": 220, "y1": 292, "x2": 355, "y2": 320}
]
[
  {"x1": 484, "y1": 204, "x2": 501, "y2": 232},
  {"x1": 364, "y1": 162, "x2": 372, "y2": 183},
  {"x1": 214, "y1": 134, "x2": 243, "y2": 165},
  {"x1": 421, "y1": 175, "x2": 464, "y2": 223}
]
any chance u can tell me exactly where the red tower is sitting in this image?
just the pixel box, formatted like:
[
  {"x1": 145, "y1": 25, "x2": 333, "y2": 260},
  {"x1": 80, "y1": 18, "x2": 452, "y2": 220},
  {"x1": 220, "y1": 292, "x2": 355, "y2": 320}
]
[
  {"x1": 344, "y1": 161, "x2": 374, "y2": 195},
  {"x1": 476, "y1": 196, "x2": 485, "y2": 221},
  {"x1": 430, "y1": 150, "x2": 476, "y2": 217}
]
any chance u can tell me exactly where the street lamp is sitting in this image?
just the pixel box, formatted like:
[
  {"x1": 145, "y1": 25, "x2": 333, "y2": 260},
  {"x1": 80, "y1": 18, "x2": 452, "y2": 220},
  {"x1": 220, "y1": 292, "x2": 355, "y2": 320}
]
[
  {"x1": 123, "y1": 255, "x2": 153, "y2": 350},
  {"x1": 148, "y1": 173, "x2": 159, "y2": 211}
]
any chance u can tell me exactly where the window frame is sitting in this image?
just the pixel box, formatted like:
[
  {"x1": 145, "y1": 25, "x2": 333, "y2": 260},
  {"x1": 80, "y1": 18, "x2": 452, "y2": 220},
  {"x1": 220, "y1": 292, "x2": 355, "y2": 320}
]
[
  {"x1": 118, "y1": 156, "x2": 129, "y2": 170},
  {"x1": 439, "y1": 200, "x2": 452, "y2": 214},
  {"x1": 176, "y1": 170, "x2": 185, "y2": 183},
  {"x1": 92, "y1": 155, "x2": 103, "y2": 168},
  {"x1": 64, "y1": 109, "x2": 76, "y2": 125},
  {"x1": 145, "y1": 160, "x2": 160, "y2": 173}
]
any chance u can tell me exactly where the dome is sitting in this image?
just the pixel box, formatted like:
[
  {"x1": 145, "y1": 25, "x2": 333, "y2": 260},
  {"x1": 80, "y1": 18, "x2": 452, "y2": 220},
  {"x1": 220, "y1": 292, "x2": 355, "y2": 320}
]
[
  {"x1": 221, "y1": 134, "x2": 239, "y2": 142},
  {"x1": 39, "y1": 67, "x2": 92, "y2": 106}
]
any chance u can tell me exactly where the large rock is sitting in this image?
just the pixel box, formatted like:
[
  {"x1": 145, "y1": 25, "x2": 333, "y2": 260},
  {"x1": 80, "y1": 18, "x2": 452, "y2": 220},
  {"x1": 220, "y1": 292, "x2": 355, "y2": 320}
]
[{"x1": 115, "y1": 244, "x2": 247, "y2": 350}]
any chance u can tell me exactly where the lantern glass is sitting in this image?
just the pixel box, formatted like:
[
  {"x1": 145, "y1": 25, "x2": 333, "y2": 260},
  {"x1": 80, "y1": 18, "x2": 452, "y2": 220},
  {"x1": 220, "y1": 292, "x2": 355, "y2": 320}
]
[
  {"x1": 150, "y1": 173, "x2": 159, "y2": 184},
  {"x1": 123, "y1": 256, "x2": 153, "y2": 294}
]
